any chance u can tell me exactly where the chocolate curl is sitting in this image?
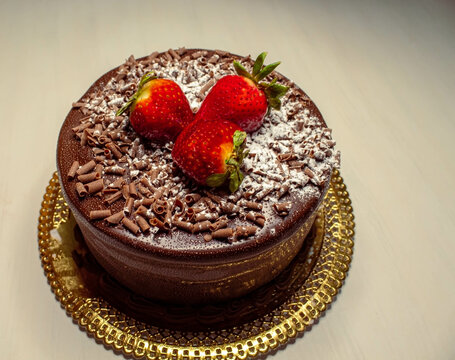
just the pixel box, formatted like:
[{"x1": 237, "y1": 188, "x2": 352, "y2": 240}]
[
  {"x1": 76, "y1": 160, "x2": 96, "y2": 175},
  {"x1": 304, "y1": 167, "x2": 315, "y2": 178},
  {"x1": 243, "y1": 188, "x2": 258, "y2": 200},
  {"x1": 85, "y1": 179, "x2": 104, "y2": 194},
  {"x1": 164, "y1": 206, "x2": 172, "y2": 229},
  {"x1": 71, "y1": 119, "x2": 91, "y2": 133},
  {"x1": 104, "y1": 191, "x2": 122, "y2": 205},
  {"x1": 134, "y1": 160, "x2": 148, "y2": 170},
  {"x1": 80, "y1": 130, "x2": 88, "y2": 146},
  {"x1": 149, "y1": 217, "x2": 169, "y2": 231},
  {"x1": 192, "y1": 220, "x2": 212, "y2": 233},
  {"x1": 246, "y1": 212, "x2": 266, "y2": 227},
  {"x1": 173, "y1": 197, "x2": 185, "y2": 216},
  {"x1": 125, "y1": 197, "x2": 134, "y2": 214},
  {"x1": 204, "y1": 191, "x2": 222, "y2": 204},
  {"x1": 134, "y1": 205, "x2": 148, "y2": 217},
  {"x1": 136, "y1": 215, "x2": 150, "y2": 233},
  {"x1": 110, "y1": 177, "x2": 125, "y2": 189},
  {"x1": 140, "y1": 177, "x2": 155, "y2": 192},
  {"x1": 94, "y1": 164, "x2": 104, "y2": 177},
  {"x1": 235, "y1": 226, "x2": 258, "y2": 239},
  {"x1": 129, "y1": 183, "x2": 138, "y2": 198},
  {"x1": 255, "y1": 187, "x2": 274, "y2": 201},
  {"x1": 122, "y1": 218, "x2": 140, "y2": 235},
  {"x1": 273, "y1": 202, "x2": 293, "y2": 216},
  {"x1": 240, "y1": 200, "x2": 262, "y2": 211},
  {"x1": 277, "y1": 185, "x2": 289, "y2": 199},
  {"x1": 67, "y1": 161, "x2": 79, "y2": 180},
  {"x1": 220, "y1": 202, "x2": 240, "y2": 214},
  {"x1": 277, "y1": 152, "x2": 295, "y2": 162},
  {"x1": 106, "y1": 211, "x2": 124, "y2": 225},
  {"x1": 209, "y1": 217, "x2": 229, "y2": 231},
  {"x1": 173, "y1": 219, "x2": 193, "y2": 233},
  {"x1": 153, "y1": 200, "x2": 167, "y2": 216},
  {"x1": 211, "y1": 228, "x2": 234, "y2": 239},
  {"x1": 147, "y1": 168, "x2": 160, "y2": 182},
  {"x1": 122, "y1": 184, "x2": 130, "y2": 199},
  {"x1": 89, "y1": 209, "x2": 112, "y2": 220},
  {"x1": 106, "y1": 142, "x2": 123, "y2": 159},
  {"x1": 203, "y1": 234, "x2": 212, "y2": 242},
  {"x1": 184, "y1": 193, "x2": 201, "y2": 205},
  {"x1": 76, "y1": 182, "x2": 88, "y2": 198},
  {"x1": 104, "y1": 148, "x2": 112, "y2": 159},
  {"x1": 77, "y1": 172, "x2": 100, "y2": 183},
  {"x1": 195, "y1": 212, "x2": 217, "y2": 222},
  {"x1": 137, "y1": 183, "x2": 152, "y2": 197},
  {"x1": 94, "y1": 155, "x2": 105, "y2": 163},
  {"x1": 186, "y1": 207, "x2": 195, "y2": 221},
  {"x1": 203, "y1": 197, "x2": 217, "y2": 212},
  {"x1": 288, "y1": 161, "x2": 305, "y2": 169},
  {"x1": 141, "y1": 198, "x2": 155, "y2": 207},
  {"x1": 105, "y1": 166, "x2": 126, "y2": 175}
]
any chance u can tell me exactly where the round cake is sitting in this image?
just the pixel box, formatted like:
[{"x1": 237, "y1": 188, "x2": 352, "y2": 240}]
[{"x1": 56, "y1": 48, "x2": 339, "y2": 304}]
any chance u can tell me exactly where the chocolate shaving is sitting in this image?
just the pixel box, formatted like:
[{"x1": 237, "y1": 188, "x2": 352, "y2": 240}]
[
  {"x1": 85, "y1": 179, "x2": 104, "y2": 194},
  {"x1": 68, "y1": 161, "x2": 79, "y2": 179},
  {"x1": 141, "y1": 198, "x2": 155, "y2": 207},
  {"x1": 150, "y1": 217, "x2": 168, "y2": 230},
  {"x1": 195, "y1": 212, "x2": 217, "y2": 222},
  {"x1": 105, "y1": 211, "x2": 124, "y2": 224},
  {"x1": 94, "y1": 164, "x2": 104, "y2": 177},
  {"x1": 199, "y1": 79, "x2": 215, "y2": 96},
  {"x1": 134, "y1": 205, "x2": 148, "y2": 218},
  {"x1": 239, "y1": 200, "x2": 262, "y2": 211},
  {"x1": 173, "y1": 219, "x2": 193, "y2": 233},
  {"x1": 255, "y1": 187, "x2": 274, "y2": 201},
  {"x1": 89, "y1": 209, "x2": 112, "y2": 220},
  {"x1": 273, "y1": 202, "x2": 293, "y2": 216},
  {"x1": 235, "y1": 225, "x2": 258, "y2": 238},
  {"x1": 153, "y1": 201, "x2": 167, "y2": 215},
  {"x1": 77, "y1": 172, "x2": 100, "y2": 183},
  {"x1": 104, "y1": 191, "x2": 122, "y2": 205},
  {"x1": 106, "y1": 142, "x2": 123, "y2": 159},
  {"x1": 184, "y1": 193, "x2": 201, "y2": 205},
  {"x1": 76, "y1": 160, "x2": 96, "y2": 175},
  {"x1": 122, "y1": 218, "x2": 140, "y2": 235},
  {"x1": 121, "y1": 184, "x2": 130, "y2": 199},
  {"x1": 304, "y1": 167, "x2": 315, "y2": 178},
  {"x1": 277, "y1": 185, "x2": 289, "y2": 199},
  {"x1": 209, "y1": 218, "x2": 228, "y2": 232},
  {"x1": 136, "y1": 215, "x2": 150, "y2": 233},
  {"x1": 192, "y1": 220, "x2": 211, "y2": 233},
  {"x1": 129, "y1": 182, "x2": 138, "y2": 198},
  {"x1": 220, "y1": 202, "x2": 240, "y2": 214},
  {"x1": 211, "y1": 228, "x2": 233, "y2": 239},
  {"x1": 246, "y1": 212, "x2": 266, "y2": 227},
  {"x1": 203, "y1": 234, "x2": 212, "y2": 242},
  {"x1": 76, "y1": 182, "x2": 88, "y2": 198},
  {"x1": 168, "y1": 48, "x2": 180, "y2": 60},
  {"x1": 203, "y1": 197, "x2": 217, "y2": 212},
  {"x1": 125, "y1": 197, "x2": 134, "y2": 214},
  {"x1": 110, "y1": 177, "x2": 125, "y2": 189}
]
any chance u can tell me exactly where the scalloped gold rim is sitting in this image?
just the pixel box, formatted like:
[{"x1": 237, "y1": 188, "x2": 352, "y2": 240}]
[{"x1": 38, "y1": 169, "x2": 354, "y2": 360}]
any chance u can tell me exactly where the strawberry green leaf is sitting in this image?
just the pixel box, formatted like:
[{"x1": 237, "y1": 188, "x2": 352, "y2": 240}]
[
  {"x1": 233, "y1": 130, "x2": 247, "y2": 148},
  {"x1": 256, "y1": 62, "x2": 281, "y2": 82},
  {"x1": 268, "y1": 97, "x2": 282, "y2": 111},
  {"x1": 229, "y1": 170, "x2": 242, "y2": 193},
  {"x1": 252, "y1": 52, "x2": 267, "y2": 77},
  {"x1": 233, "y1": 61, "x2": 253, "y2": 80},
  {"x1": 265, "y1": 83, "x2": 289, "y2": 99},
  {"x1": 116, "y1": 72, "x2": 156, "y2": 116},
  {"x1": 206, "y1": 172, "x2": 229, "y2": 187}
]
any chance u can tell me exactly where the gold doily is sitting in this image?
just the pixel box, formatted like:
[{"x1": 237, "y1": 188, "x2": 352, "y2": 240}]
[{"x1": 38, "y1": 169, "x2": 354, "y2": 359}]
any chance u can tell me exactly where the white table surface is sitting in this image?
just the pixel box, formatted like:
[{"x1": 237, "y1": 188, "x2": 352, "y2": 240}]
[{"x1": 1, "y1": 0, "x2": 454, "y2": 359}]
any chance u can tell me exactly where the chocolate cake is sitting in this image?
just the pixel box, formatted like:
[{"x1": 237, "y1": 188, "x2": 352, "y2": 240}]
[{"x1": 56, "y1": 48, "x2": 339, "y2": 304}]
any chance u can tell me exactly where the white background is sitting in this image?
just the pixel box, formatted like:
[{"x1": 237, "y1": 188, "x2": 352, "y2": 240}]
[{"x1": 0, "y1": 0, "x2": 454, "y2": 359}]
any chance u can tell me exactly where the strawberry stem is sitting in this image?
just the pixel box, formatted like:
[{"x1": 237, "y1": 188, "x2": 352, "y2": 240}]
[
  {"x1": 233, "y1": 52, "x2": 289, "y2": 111},
  {"x1": 206, "y1": 130, "x2": 248, "y2": 192},
  {"x1": 116, "y1": 72, "x2": 156, "y2": 116}
]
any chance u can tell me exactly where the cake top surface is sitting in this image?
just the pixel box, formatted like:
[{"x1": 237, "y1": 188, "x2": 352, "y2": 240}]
[{"x1": 57, "y1": 48, "x2": 339, "y2": 257}]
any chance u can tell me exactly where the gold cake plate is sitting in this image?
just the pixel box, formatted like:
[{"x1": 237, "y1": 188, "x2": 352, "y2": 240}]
[{"x1": 38, "y1": 169, "x2": 354, "y2": 360}]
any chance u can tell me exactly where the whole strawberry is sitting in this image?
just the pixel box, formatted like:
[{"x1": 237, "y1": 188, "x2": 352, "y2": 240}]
[
  {"x1": 195, "y1": 52, "x2": 289, "y2": 133},
  {"x1": 117, "y1": 72, "x2": 193, "y2": 143},
  {"x1": 172, "y1": 119, "x2": 248, "y2": 192}
]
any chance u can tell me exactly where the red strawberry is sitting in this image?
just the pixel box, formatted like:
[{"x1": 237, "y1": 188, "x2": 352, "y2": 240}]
[
  {"x1": 172, "y1": 119, "x2": 248, "y2": 192},
  {"x1": 117, "y1": 72, "x2": 193, "y2": 143},
  {"x1": 195, "y1": 52, "x2": 289, "y2": 133}
]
